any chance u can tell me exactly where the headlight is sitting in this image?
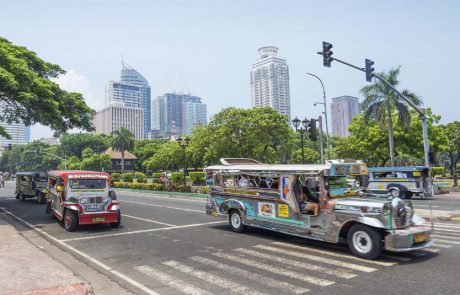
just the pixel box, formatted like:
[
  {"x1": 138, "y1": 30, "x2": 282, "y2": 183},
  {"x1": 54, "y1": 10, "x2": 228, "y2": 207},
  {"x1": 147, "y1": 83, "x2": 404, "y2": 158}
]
[{"x1": 80, "y1": 197, "x2": 89, "y2": 204}]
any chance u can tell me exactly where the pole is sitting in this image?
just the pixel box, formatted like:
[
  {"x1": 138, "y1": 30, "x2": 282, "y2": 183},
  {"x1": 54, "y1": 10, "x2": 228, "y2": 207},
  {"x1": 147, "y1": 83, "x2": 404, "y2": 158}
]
[
  {"x1": 318, "y1": 116, "x2": 325, "y2": 164},
  {"x1": 183, "y1": 146, "x2": 187, "y2": 186},
  {"x1": 300, "y1": 131, "x2": 305, "y2": 164},
  {"x1": 64, "y1": 147, "x2": 67, "y2": 170},
  {"x1": 307, "y1": 73, "x2": 331, "y2": 159}
]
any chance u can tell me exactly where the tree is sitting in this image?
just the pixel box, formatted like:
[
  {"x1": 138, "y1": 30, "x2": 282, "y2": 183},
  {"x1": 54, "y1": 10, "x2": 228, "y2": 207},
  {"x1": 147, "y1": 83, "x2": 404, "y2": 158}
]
[
  {"x1": 132, "y1": 140, "x2": 165, "y2": 171},
  {"x1": 444, "y1": 122, "x2": 460, "y2": 186},
  {"x1": 144, "y1": 141, "x2": 183, "y2": 172},
  {"x1": 361, "y1": 67, "x2": 421, "y2": 166},
  {"x1": 59, "y1": 133, "x2": 111, "y2": 159},
  {"x1": 111, "y1": 128, "x2": 134, "y2": 173},
  {"x1": 0, "y1": 37, "x2": 94, "y2": 138}
]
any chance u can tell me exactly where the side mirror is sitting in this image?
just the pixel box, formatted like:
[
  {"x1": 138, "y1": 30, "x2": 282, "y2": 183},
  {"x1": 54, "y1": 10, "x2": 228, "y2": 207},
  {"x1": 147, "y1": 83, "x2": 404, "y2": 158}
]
[{"x1": 57, "y1": 185, "x2": 64, "y2": 192}]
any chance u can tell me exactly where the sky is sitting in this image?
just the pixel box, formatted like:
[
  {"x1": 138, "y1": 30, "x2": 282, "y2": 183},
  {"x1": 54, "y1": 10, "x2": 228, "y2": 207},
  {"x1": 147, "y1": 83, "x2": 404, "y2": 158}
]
[{"x1": 1, "y1": 0, "x2": 459, "y2": 140}]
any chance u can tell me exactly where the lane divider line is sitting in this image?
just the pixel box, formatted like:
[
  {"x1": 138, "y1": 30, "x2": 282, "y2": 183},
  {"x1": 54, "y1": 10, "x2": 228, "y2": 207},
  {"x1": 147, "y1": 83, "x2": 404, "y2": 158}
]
[
  {"x1": 118, "y1": 191, "x2": 206, "y2": 203},
  {"x1": 60, "y1": 221, "x2": 226, "y2": 242},
  {"x1": 122, "y1": 214, "x2": 176, "y2": 227},
  {"x1": 0, "y1": 207, "x2": 159, "y2": 295}
]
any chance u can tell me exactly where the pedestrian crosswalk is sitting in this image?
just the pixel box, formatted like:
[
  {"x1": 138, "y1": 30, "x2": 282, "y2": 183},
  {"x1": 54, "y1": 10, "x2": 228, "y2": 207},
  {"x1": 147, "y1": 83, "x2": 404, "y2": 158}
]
[{"x1": 132, "y1": 221, "x2": 460, "y2": 295}]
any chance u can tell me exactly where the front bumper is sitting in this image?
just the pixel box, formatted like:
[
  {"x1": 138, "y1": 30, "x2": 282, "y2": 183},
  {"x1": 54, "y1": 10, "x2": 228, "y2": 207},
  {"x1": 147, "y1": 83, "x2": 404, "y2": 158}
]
[
  {"x1": 384, "y1": 225, "x2": 433, "y2": 252},
  {"x1": 78, "y1": 212, "x2": 119, "y2": 225}
]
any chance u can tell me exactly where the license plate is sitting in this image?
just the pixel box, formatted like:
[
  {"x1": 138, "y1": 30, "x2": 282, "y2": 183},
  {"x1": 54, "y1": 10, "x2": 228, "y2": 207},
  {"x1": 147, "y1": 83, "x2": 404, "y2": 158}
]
[
  {"x1": 92, "y1": 217, "x2": 106, "y2": 222},
  {"x1": 414, "y1": 233, "x2": 427, "y2": 243},
  {"x1": 211, "y1": 212, "x2": 219, "y2": 217}
]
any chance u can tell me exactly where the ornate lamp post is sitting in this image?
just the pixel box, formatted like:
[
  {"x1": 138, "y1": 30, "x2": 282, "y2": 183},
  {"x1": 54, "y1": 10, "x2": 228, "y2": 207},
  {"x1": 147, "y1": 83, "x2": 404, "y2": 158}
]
[
  {"x1": 292, "y1": 117, "x2": 309, "y2": 164},
  {"x1": 176, "y1": 136, "x2": 190, "y2": 186}
]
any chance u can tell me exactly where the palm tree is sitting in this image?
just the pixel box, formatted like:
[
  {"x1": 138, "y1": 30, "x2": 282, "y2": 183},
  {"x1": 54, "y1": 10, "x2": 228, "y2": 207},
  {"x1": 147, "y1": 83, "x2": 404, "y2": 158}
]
[
  {"x1": 111, "y1": 127, "x2": 135, "y2": 173},
  {"x1": 361, "y1": 67, "x2": 421, "y2": 167}
]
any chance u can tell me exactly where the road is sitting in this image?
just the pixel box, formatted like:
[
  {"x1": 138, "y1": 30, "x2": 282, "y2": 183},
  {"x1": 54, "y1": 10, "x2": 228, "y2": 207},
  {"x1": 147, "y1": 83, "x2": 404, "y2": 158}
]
[{"x1": 1, "y1": 182, "x2": 460, "y2": 295}]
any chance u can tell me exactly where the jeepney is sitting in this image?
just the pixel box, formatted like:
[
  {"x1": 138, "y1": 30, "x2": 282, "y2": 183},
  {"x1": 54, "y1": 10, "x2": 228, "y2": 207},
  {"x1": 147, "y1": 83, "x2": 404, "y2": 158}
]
[
  {"x1": 15, "y1": 172, "x2": 48, "y2": 203},
  {"x1": 46, "y1": 170, "x2": 121, "y2": 232},
  {"x1": 367, "y1": 166, "x2": 432, "y2": 199},
  {"x1": 205, "y1": 159, "x2": 433, "y2": 259}
]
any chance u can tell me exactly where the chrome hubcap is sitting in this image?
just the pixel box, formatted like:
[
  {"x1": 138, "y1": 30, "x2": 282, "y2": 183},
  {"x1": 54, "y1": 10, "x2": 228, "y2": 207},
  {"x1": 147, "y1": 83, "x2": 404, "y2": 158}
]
[
  {"x1": 353, "y1": 231, "x2": 372, "y2": 254},
  {"x1": 391, "y1": 190, "x2": 399, "y2": 197},
  {"x1": 231, "y1": 213, "x2": 241, "y2": 228}
]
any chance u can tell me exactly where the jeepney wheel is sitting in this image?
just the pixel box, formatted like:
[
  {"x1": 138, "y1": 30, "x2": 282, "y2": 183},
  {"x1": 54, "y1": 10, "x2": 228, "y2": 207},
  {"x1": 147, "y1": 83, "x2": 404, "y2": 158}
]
[
  {"x1": 229, "y1": 210, "x2": 246, "y2": 233},
  {"x1": 348, "y1": 224, "x2": 382, "y2": 259},
  {"x1": 110, "y1": 210, "x2": 121, "y2": 228},
  {"x1": 404, "y1": 192, "x2": 413, "y2": 199},
  {"x1": 15, "y1": 192, "x2": 20, "y2": 200},
  {"x1": 389, "y1": 188, "x2": 401, "y2": 198},
  {"x1": 36, "y1": 192, "x2": 46, "y2": 204},
  {"x1": 19, "y1": 192, "x2": 25, "y2": 201},
  {"x1": 64, "y1": 210, "x2": 78, "y2": 232}
]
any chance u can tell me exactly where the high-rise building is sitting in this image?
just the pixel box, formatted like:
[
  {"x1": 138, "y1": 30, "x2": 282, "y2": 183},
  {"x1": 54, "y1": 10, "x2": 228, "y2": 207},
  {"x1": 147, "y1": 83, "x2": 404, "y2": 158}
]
[
  {"x1": 331, "y1": 96, "x2": 361, "y2": 137},
  {"x1": 0, "y1": 102, "x2": 29, "y2": 146},
  {"x1": 106, "y1": 60, "x2": 151, "y2": 139},
  {"x1": 152, "y1": 93, "x2": 206, "y2": 136},
  {"x1": 251, "y1": 46, "x2": 291, "y2": 121},
  {"x1": 94, "y1": 102, "x2": 144, "y2": 140}
]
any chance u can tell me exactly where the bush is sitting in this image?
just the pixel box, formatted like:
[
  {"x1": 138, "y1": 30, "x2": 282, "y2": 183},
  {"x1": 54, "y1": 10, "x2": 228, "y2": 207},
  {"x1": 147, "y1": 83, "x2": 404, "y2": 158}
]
[
  {"x1": 111, "y1": 173, "x2": 121, "y2": 182},
  {"x1": 170, "y1": 172, "x2": 185, "y2": 184},
  {"x1": 135, "y1": 172, "x2": 147, "y2": 183},
  {"x1": 432, "y1": 167, "x2": 446, "y2": 177},
  {"x1": 152, "y1": 172, "x2": 164, "y2": 178},
  {"x1": 189, "y1": 172, "x2": 205, "y2": 185},
  {"x1": 122, "y1": 173, "x2": 134, "y2": 183}
]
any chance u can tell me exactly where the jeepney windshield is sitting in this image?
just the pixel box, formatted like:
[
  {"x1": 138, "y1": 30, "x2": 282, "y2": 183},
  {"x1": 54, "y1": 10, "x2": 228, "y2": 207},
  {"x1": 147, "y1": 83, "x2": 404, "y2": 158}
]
[{"x1": 69, "y1": 179, "x2": 107, "y2": 190}]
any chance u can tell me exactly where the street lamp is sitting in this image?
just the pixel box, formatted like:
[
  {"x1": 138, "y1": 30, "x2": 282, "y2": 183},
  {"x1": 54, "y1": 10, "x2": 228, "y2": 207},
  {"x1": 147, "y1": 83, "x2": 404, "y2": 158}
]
[
  {"x1": 176, "y1": 136, "x2": 190, "y2": 186},
  {"x1": 307, "y1": 73, "x2": 331, "y2": 159},
  {"x1": 292, "y1": 117, "x2": 308, "y2": 164}
]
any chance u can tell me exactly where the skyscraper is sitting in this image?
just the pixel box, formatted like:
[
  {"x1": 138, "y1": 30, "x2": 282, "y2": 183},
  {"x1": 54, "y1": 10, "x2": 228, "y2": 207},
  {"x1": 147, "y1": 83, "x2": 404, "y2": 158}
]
[
  {"x1": 152, "y1": 93, "x2": 207, "y2": 137},
  {"x1": 251, "y1": 46, "x2": 291, "y2": 121},
  {"x1": 106, "y1": 60, "x2": 151, "y2": 139},
  {"x1": 331, "y1": 96, "x2": 361, "y2": 137},
  {"x1": 94, "y1": 102, "x2": 144, "y2": 140},
  {"x1": 0, "y1": 102, "x2": 29, "y2": 146}
]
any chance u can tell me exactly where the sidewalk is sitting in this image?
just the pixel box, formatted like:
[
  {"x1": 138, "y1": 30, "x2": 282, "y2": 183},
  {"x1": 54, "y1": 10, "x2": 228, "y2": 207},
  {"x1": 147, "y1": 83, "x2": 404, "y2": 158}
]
[
  {"x1": 416, "y1": 209, "x2": 460, "y2": 221},
  {"x1": 0, "y1": 216, "x2": 88, "y2": 295}
]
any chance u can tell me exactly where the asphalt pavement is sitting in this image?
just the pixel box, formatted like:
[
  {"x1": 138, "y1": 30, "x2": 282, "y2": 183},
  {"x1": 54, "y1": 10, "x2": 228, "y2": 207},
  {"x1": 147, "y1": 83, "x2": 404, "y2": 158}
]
[{"x1": 1, "y1": 182, "x2": 460, "y2": 295}]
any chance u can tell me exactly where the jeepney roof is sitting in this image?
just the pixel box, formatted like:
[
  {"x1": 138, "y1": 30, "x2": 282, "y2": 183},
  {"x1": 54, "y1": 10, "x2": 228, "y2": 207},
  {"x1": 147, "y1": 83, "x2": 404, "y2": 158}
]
[
  {"x1": 205, "y1": 164, "x2": 328, "y2": 173},
  {"x1": 47, "y1": 170, "x2": 110, "y2": 178},
  {"x1": 368, "y1": 166, "x2": 429, "y2": 173},
  {"x1": 15, "y1": 172, "x2": 41, "y2": 176}
]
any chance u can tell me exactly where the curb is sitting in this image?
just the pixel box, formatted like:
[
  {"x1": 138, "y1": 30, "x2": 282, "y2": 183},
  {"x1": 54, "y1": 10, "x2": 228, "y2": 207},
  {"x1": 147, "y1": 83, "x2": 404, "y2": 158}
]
[{"x1": 5, "y1": 283, "x2": 89, "y2": 295}]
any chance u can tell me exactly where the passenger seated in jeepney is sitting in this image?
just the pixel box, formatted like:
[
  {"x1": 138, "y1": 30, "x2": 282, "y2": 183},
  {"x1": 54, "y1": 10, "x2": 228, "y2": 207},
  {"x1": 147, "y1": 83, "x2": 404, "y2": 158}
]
[{"x1": 295, "y1": 177, "x2": 319, "y2": 216}]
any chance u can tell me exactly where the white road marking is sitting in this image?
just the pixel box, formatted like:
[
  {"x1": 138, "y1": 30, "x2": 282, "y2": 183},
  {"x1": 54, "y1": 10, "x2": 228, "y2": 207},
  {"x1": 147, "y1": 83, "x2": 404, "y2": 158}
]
[
  {"x1": 213, "y1": 251, "x2": 335, "y2": 286},
  {"x1": 189, "y1": 256, "x2": 309, "y2": 294},
  {"x1": 0, "y1": 207, "x2": 160, "y2": 295},
  {"x1": 235, "y1": 248, "x2": 356, "y2": 279},
  {"x1": 425, "y1": 223, "x2": 460, "y2": 229},
  {"x1": 256, "y1": 244, "x2": 377, "y2": 272},
  {"x1": 163, "y1": 260, "x2": 266, "y2": 295},
  {"x1": 431, "y1": 242, "x2": 452, "y2": 248},
  {"x1": 424, "y1": 248, "x2": 440, "y2": 253},
  {"x1": 432, "y1": 235, "x2": 460, "y2": 241},
  {"x1": 60, "y1": 220, "x2": 226, "y2": 242},
  {"x1": 414, "y1": 205, "x2": 440, "y2": 208},
  {"x1": 270, "y1": 242, "x2": 393, "y2": 267},
  {"x1": 431, "y1": 239, "x2": 460, "y2": 245},
  {"x1": 432, "y1": 228, "x2": 460, "y2": 234},
  {"x1": 122, "y1": 214, "x2": 176, "y2": 227},
  {"x1": 120, "y1": 200, "x2": 203, "y2": 213},
  {"x1": 135, "y1": 265, "x2": 212, "y2": 295},
  {"x1": 118, "y1": 191, "x2": 206, "y2": 203}
]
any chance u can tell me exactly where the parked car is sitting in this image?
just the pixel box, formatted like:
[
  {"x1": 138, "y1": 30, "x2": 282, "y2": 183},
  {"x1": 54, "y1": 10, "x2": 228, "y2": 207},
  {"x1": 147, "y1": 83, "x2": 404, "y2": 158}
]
[{"x1": 15, "y1": 172, "x2": 48, "y2": 203}]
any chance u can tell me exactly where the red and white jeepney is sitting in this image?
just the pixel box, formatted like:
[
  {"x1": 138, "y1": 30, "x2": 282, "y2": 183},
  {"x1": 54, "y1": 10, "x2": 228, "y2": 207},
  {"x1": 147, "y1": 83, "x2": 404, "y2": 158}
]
[{"x1": 46, "y1": 170, "x2": 121, "y2": 231}]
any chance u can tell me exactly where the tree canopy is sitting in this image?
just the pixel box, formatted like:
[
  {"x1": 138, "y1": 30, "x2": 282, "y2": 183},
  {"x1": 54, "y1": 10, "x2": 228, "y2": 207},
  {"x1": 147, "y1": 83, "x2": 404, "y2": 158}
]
[{"x1": 0, "y1": 37, "x2": 95, "y2": 137}]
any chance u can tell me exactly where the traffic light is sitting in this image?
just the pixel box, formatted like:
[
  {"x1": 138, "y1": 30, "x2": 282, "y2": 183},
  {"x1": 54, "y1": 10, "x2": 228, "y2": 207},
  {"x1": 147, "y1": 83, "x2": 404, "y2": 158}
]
[
  {"x1": 428, "y1": 152, "x2": 435, "y2": 166},
  {"x1": 7, "y1": 143, "x2": 12, "y2": 150},
  {"x1": 308, "y1": 119, "x2": 318, "y2": 141},
  {"x1": 365, "y1": 59, "x2": 375, "y2": 82},
  {"x1": 322, "y1": 42, "x2": 333, "y2": 67}
]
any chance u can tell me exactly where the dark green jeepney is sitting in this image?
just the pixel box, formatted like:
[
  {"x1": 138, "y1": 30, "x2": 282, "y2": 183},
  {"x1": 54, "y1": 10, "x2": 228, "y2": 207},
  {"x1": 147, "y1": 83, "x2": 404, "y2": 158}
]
[{"x1": 15, "y1": 172, "x2": 49, "y2": 203}]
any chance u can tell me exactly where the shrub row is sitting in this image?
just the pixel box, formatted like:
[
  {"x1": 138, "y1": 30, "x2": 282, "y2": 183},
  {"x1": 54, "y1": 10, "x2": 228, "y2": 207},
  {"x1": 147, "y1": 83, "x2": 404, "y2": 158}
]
[{"x1": 112, "y1": 182, "x2": 210, "y2": 194}]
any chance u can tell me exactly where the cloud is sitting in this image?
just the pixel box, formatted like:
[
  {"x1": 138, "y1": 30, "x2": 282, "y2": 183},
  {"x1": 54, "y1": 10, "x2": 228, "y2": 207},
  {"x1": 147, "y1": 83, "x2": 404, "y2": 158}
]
[{"x1": 30, "y1": 70, "x2": 101, "y2": 141}]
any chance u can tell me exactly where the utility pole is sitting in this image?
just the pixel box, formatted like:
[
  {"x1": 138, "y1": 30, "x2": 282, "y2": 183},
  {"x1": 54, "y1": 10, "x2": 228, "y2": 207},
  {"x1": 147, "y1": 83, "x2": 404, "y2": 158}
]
[
  {"x1": 318, "y1": 42, "x2": 431, "y2": 167},
  {"x1": 318, "y1": 116, "x2": 325, "y2": 164}
]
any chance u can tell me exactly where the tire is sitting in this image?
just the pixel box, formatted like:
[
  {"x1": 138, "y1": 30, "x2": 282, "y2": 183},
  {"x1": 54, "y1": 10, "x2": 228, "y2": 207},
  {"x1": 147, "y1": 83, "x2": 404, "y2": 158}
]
[
  {"x1": 36, "y1": 192, "x2": 46, "y2": 204},
  {"x1": 15, "y1": 192, "x2": 20, "y2": 200},
  {"x1": 404, "y1": 192, "x2": 413, "y2": 199},
  {"x1": 64, "y1": 210, "x2": 78, "y2": 232},
  {"x1": 228, "y1": 210, "x2": 246, "y2": 233},
  {"x1": 348, "y1": 224, "x2": 383, "y2": 259},
  {"x1": 389, "y1": 188, "x2": 401, "y2": 198},
  {"x1": 20, "y1": 191, "x2": 25, "y2": 201},
  {"x1": 110, "y1": 210, "x2": 121, "y2": 228}
]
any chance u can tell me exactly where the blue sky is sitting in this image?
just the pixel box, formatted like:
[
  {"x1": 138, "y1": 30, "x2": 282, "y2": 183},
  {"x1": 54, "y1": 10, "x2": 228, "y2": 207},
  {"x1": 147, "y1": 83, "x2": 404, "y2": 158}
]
[{"x1": 1, "y1": 0, "x2": 459, "y2": 139}]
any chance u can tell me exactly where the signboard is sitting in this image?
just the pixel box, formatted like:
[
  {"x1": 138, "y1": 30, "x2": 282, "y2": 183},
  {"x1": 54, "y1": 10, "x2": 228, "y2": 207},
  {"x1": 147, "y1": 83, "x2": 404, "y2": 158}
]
[
  {"x1": 258, "y1": 202, "x2": 275, "y2": 218},
  {"x1": 278, "y1": 204, "x2": 289, "y2": 218},
  {"x1": 68, "y1": 174, "x2": 109, "y2": 179}
]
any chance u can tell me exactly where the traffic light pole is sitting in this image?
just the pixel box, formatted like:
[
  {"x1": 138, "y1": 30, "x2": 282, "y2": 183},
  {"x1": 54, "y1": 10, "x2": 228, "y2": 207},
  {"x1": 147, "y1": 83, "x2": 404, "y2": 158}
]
[
  {"x1": 318, "y1": 116, "x2": 325, "y2": 164},
  {"x1": 318, "y1": 53, "x2": 430, "y2": 167}
]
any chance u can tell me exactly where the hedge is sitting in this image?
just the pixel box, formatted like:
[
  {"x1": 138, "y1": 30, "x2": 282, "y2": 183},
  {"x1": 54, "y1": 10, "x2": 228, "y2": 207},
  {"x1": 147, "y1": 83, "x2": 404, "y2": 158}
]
[
  {"x1": 111, "y1": 173, "x2": 121, "y2": 182},
  {"x1": 152, "y1": 172, "x2": 164, "y2": 178},
  {"x1": 112, "y1": 181, "x2": 205, "y2": 193},
  {"x1": 189, "y1": 172, "x2": 205, "y2": 185},
  {"x1": 432, "y1": 167, "x2": 446, "y2": 177},
  {"x1": 122, "y1": 173, "x2": 134, "y2": 183},
  {"x1": 135, "y1": 172, "x2": 147, "y2": 183},
  {"x1": 170, "y1": 172, "x2": 185, "y2": 184}
]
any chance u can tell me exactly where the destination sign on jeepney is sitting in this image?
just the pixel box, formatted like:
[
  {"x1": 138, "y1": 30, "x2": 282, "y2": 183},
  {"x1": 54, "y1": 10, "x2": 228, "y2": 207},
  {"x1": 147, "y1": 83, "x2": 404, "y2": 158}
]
[
  {"x1": 68, "y1": 174, "x2": 109, "y2": 179},
  {"x1": 329, "y1": 164, "x2": 368, "y2": 176}
]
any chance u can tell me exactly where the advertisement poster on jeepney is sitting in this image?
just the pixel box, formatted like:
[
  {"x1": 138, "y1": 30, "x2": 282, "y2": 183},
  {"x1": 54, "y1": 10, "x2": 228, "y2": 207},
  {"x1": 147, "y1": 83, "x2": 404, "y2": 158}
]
[{"x1": 258, "y1": 202, "x2": 275, "y2": 218}]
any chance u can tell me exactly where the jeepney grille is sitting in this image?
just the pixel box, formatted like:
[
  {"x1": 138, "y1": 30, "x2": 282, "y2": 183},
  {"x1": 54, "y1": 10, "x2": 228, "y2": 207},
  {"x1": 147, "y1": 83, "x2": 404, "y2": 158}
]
[
  {"x1": 84, "y1": 196, "x2": 105, "y2": 212},
  {"x1": 89, "y1": 197, "x2": 103, "y2": 204}
]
